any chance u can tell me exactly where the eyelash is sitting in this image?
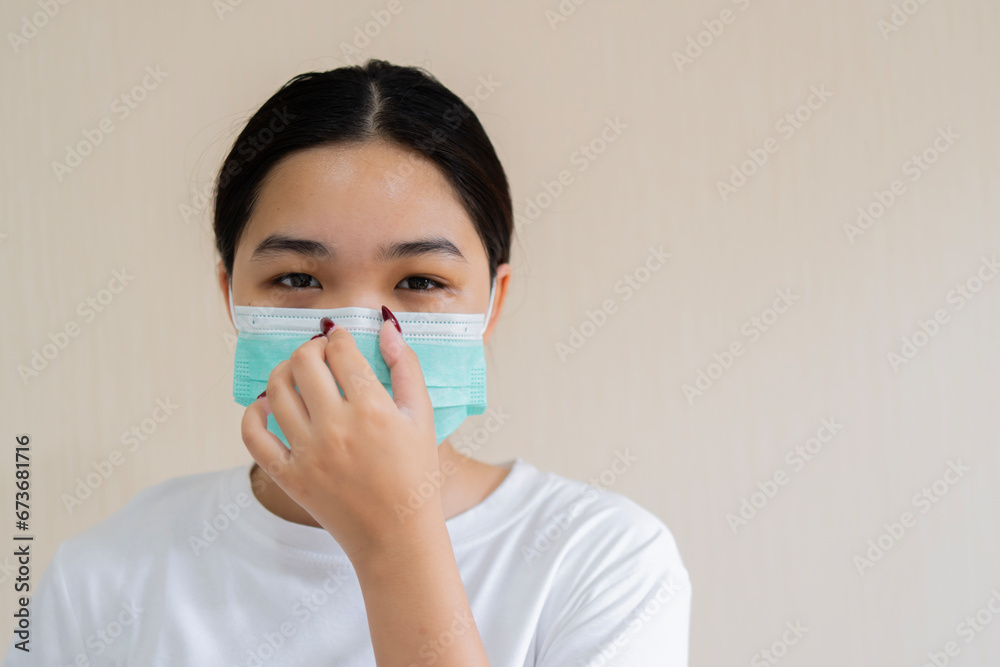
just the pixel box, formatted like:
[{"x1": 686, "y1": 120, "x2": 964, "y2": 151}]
[
  {"x1": 271, "y1": 272, "x2": 445, "y2": 292},
  {"x1": 398, "y1": 276, "x2": 445, "y2": 292},
  {"x1": 272, "y1": 273, "x2": 320, "y2": 290}
]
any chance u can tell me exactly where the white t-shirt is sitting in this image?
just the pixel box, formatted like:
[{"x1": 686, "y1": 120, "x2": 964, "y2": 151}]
[{"x1": 4, "y1": 457, "x2": 691, "y2": 666}]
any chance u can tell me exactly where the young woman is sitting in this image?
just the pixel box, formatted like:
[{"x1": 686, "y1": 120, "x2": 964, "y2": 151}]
[{"x1": 6, "y1": 59, "x2": 691, "y2": 666}]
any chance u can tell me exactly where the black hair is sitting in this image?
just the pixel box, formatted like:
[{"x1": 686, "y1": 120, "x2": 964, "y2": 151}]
[{"x1": 212, "y1": 58, "x2": 512, "y2": 286}]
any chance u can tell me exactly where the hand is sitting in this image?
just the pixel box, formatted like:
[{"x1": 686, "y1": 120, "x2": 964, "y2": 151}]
[{"x1": 240, "y1": 311, "x2": 444, "y2": 563}]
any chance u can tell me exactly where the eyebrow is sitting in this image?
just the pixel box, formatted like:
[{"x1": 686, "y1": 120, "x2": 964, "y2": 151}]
[
  {"x1": 250, "y1": 234, "x2": 331, "y2": 262},
  {"x1": 249, "y1": 233, "x2": 467, "y2": 264},
  {"x1": 378, "y1": 237, "x2": 467, "y2": 263}
]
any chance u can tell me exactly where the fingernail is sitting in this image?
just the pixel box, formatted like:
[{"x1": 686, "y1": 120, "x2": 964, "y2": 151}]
[
  {"x1": 320, "y1": 317, "x2": 335, "y2": 335},
  {"x1": 257, "y1": 390, "x2": 267, "y2": 399},
  {"x1": 381, "y1": 305, "x2": 402, "y2": 333},
  {"x1": 310, "y1": 333, "x2": 325, "y2": 340}
]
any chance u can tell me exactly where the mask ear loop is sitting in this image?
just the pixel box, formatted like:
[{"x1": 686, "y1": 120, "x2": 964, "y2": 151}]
[
  {"x1": 480, "y1": 276, "x2": 497, "y2": 337},
  {"x1": 228, "y1": 277, "x2": 237, "y2": 331}
]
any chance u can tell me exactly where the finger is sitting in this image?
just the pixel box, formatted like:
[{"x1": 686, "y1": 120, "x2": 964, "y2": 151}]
[
  {"x1": 266, "y1": 359, "x2": 311, "y2": 449},
  {"x1": 288, "y1": 334, "x2": 344, "y2": 419},
  {"x1": 323, "y1": 324, "x2": 384, "y2": 403},
  {"x1": 379, "y1": 315, "x2": 433, "y2": 425},
  {"x1": 241, "y1": 396, "x2": 293, "y2": 478}
]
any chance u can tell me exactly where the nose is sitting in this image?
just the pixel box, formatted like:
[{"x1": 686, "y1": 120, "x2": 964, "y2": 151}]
[{"x1": 312, "y1": 285, "x2": 393, "y2": 312}]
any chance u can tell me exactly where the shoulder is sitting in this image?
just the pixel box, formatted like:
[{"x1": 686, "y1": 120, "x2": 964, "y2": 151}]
[
  {"x1": 515, "y1": 458, "x2": 690, "y2": 585},
  {"x1": 515, "y1": 459, "x2": 692, "y2": 662},
  {"x1": 14, "y1": 467, "x2": 243, "y2": 661},
  {"x1": 57, "y1": 464, "x2": 241, "y2": 569}
]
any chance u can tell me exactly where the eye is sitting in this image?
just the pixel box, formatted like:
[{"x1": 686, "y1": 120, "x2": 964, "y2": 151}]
[
  {"x1": 397, "y1": 276, "x2": 444, "y2": 291},
  {"x1": 273, "y1": 272, "x2": 320, "y2": 289}
]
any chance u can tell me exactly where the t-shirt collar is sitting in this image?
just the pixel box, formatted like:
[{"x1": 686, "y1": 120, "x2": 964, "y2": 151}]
[{"x1": 226, "y1": 457, "x2": 528, "y2": 561}]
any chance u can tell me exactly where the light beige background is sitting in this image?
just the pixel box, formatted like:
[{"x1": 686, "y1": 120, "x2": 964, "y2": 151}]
[{"x1": 2, "y1": 0, "x2": 999, "y2": 665}]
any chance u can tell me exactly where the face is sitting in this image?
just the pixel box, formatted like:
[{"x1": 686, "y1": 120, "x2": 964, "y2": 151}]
[{"x1": 218, "y1": 139, "x2": 509, "y2": 342}]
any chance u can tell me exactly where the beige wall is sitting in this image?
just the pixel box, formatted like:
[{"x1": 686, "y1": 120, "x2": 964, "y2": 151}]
[{"x1": 3, "y1": 0, "x2": 999, "y2": 664}]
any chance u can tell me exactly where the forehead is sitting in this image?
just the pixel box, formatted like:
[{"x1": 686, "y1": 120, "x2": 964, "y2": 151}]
[{"x1": 240, "y1": 140, "x2": 476, "y2": 249}]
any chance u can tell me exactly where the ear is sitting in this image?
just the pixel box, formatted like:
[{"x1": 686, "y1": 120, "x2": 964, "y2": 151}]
[
  {"x1": 217, "y1": 259, "x2": 233, "y2": 328},
  {"x1": 482, "y1": 263, "x2": 512, "y2": 346}
]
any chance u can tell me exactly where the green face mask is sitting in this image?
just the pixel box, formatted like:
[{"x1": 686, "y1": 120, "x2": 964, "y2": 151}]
[{"x1": 228, "y1": 278, "x2": 496, "y2": 448}]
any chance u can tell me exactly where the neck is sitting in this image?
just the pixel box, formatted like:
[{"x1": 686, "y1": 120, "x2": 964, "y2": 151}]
[{"x1": 248, "y1": 441, "x2": 507, "y2": 528}]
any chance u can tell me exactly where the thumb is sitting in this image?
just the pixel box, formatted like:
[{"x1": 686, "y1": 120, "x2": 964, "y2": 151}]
[{"x1": 379, "y1": 306, "x2": 433, "y2": 425}]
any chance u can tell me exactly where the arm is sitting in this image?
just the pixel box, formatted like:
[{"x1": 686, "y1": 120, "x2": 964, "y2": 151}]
[
  {"x1": 353, "y1": 514, "x2": 490, "y2": 666},
  {"x1": 241, "y1": 315, "x2": 492, "y2": 665}
]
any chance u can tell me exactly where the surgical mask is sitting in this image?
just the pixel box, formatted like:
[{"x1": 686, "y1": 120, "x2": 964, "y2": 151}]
[{"x1": 227, "y1": 278, "x2": 496, "y2": 448}]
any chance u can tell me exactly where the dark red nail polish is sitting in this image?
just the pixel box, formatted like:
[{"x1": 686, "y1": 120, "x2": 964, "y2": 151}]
[
  {"x1": 257, "y1": 390, "x2": 267, "y2": 399},
  {"x1": 320, "y1": 317, "x2": 335, "y2": 335},
  {"x1": 310, "y1": 333, "x2": 325, "y2": 340},
  {"x1": 381, "y1": 305, "x2": 402, "y2": 333}
]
